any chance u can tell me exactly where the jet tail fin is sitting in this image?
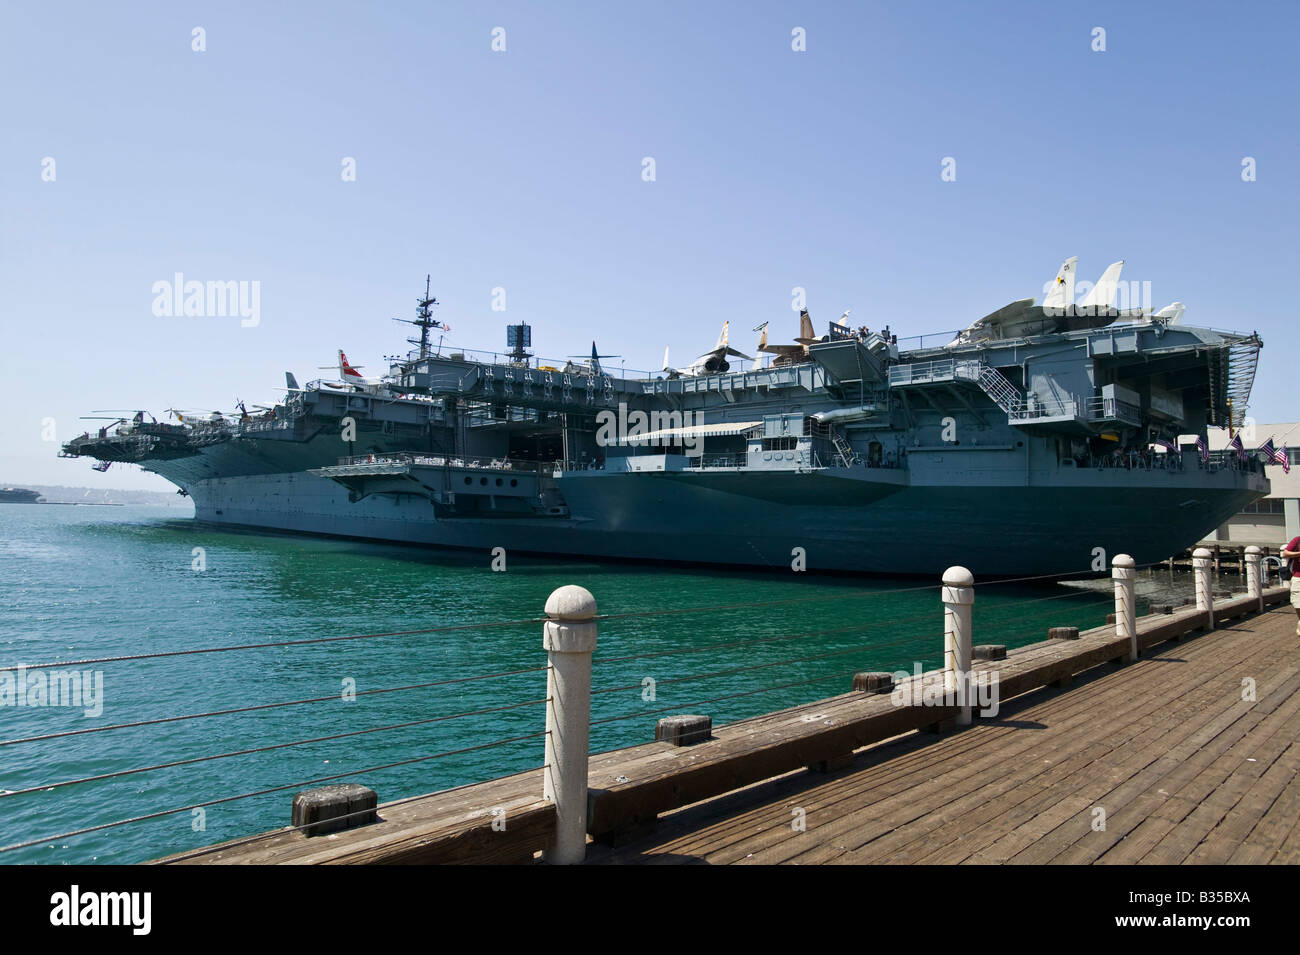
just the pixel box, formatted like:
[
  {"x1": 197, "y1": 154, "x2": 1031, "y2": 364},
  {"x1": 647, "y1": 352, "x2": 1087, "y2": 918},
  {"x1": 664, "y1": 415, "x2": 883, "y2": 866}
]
[
  {"x1": 714, "y1": 321, "x2": 730, "y2": 351},
  {"x1": 1079, "y1": 260, "x2": 1125, "y2": 310},
  {"x1": 339, "y1": 350, "x2": 360, "y2": 379},
  {"x1": 1040, "y1": 256, "x2": 1078, "y2": 312},
  {"x1": 286, "y1": 372, "x2": 299, "y2": 391},
  {"x1": 798, "y1": 309, "x2": 815, "y2": 342},
  {"x1": 1154, "y1": 301, "x2": 1185, "y2": 325}
]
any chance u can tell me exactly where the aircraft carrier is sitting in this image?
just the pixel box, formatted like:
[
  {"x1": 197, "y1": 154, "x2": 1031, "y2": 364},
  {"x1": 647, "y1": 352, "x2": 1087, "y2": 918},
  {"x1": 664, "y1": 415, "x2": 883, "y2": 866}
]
[{"x1": 61, "y1": 261, "x2": 1269, "y2": 576}]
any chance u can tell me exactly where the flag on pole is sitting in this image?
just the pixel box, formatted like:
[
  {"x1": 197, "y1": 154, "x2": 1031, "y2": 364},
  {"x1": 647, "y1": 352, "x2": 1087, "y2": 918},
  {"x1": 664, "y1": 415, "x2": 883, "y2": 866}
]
[
  {"x1": 1195, "y1": 434, "x2": 1209, "y2": 463},
  {"x1": 1228, "y1": 434, "x2": 1246, "y2": 459},
  {"x1": 1155, "y1": 437, "x2": 1178, "y2": 453},
  {"x1": 1263, "y1": 438, "x2": 1291, "y2": 474}
]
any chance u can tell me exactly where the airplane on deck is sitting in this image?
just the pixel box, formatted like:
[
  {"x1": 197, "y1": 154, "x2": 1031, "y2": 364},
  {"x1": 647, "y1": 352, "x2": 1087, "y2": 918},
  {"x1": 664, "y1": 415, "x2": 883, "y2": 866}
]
[
  {"x1": 563, "y1": 343, "x2": 620, "y2": 376},
  {"x1": 318, "y1": 351, "x2": 389, "y2": 393},
  {"x1": 662, "y1": 322, "x2": 754, "y2": 378},
  {"x1": 949, "y1": 258, "x2": 1190, "y2": 347},
  {"x1": 752, "y1": 310, "x2": 820, "y2": 368}
]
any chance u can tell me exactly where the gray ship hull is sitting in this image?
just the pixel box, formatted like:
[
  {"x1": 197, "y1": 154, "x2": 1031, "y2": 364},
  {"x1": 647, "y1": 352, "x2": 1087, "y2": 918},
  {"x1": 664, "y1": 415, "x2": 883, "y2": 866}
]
[{"x1": 185, "y1": 465, "x2": 1263, "y2": 577}]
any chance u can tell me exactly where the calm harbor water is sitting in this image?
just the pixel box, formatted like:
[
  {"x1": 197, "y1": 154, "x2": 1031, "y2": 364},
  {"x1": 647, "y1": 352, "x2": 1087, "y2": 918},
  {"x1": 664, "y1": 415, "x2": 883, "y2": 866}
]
[{"x1": 0, "y1": 503, "x2": 1231, "y2": 864}]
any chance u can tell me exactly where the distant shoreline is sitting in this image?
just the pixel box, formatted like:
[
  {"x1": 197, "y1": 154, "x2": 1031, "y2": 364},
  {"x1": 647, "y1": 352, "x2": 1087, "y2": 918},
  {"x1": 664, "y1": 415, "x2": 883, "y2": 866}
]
[
  {"x1": 2, "y1": 484, "x2": 193, "y2": 507},
  {"x1": 39, "y1": 501, "x2": 125, "y2": 507}
]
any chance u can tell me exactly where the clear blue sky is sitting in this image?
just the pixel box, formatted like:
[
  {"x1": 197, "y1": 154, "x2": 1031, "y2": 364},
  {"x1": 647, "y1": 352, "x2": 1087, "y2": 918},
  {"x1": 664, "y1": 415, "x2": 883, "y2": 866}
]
[{"x1": 3, "y1": 0, "x2": 1296, "y2": 488}]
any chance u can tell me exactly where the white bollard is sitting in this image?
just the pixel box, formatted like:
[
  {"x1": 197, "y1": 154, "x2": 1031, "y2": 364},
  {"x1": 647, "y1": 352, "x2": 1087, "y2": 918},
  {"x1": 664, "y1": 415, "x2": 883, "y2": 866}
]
[
  {"x1": 942, "y1": 566, "x2": 974, "y2": 726},
  {"x1": 541, "y1": 585, "x2": 597, "y2": 865},
  {"x1": 1193, "y1": 547, "x2": 1214, "y2": 630},
  {"x1": 1112, "y1": 554, "x2": 1137, "y2": 662},
  {"x1": 1245, "y1": 546, "x2": 1262, "y2": 613}
]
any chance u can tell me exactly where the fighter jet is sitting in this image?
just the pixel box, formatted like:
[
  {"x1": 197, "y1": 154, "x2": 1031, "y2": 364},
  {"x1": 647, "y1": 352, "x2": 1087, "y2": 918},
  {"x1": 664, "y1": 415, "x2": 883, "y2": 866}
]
[
  {"x1": 752, "y1": 310, "x2": 820, "y2": 368},
  {"x1": 662, "y1": 322, "x2": 753, "y2": 377},
  {"x1": 948, "y1": 258, "x2": 1186, "y2": 347}
]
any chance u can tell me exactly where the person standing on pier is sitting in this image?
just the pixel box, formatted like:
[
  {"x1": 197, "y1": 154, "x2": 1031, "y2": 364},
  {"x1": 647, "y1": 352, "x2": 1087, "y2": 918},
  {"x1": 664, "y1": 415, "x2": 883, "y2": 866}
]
[{"x1": 1284, "y1": 535, "x2": 1300, "y2": 635}]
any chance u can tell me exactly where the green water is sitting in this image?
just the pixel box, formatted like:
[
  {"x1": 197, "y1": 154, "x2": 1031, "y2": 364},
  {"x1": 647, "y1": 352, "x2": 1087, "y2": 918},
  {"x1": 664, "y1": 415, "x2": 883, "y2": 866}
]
[{"x1": 0, "y1": 504, "x2": 1218, "y2": 864}]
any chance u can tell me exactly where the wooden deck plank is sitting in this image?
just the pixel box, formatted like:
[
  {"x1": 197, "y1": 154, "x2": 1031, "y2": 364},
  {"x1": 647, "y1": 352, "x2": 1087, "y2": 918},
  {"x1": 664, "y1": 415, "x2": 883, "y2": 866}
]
[
  {"x1": 605, "y1": 619, "x2": 1254, "y2": 865},
  {"x1": 591, "y1": 603, "x2": 1300, "y2": 866},
  {"x1": 914, "y1": 638, "x2": 1297, "y2": 864},
  {"x1": 1007, "y1": 633, "x2": 1300, "y2": 864}
]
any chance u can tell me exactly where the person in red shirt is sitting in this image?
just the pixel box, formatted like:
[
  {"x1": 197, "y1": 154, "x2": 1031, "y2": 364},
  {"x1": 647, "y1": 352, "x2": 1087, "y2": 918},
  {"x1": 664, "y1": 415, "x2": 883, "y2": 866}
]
[{"x1": 1283, "y1": 535, "x2": 1300, "y2": 635}]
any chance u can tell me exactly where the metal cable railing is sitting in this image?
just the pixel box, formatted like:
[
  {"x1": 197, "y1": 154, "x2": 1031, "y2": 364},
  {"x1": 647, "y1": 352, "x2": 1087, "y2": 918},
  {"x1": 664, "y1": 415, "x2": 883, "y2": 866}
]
[{"x1": 0, "y1": 730, "x2": 550, "y2": 857}]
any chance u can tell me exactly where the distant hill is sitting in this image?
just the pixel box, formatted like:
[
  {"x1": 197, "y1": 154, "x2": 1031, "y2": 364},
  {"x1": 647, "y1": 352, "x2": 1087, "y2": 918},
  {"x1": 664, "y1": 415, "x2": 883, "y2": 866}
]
[{"x1": 4, "y1": 484, "x2": 193, "y2": 507}]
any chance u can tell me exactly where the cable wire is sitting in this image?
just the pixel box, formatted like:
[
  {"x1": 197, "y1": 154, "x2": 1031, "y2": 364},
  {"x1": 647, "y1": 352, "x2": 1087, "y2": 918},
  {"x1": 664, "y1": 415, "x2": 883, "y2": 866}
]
[{"x1": 0, "y1": 730, "x2": 550, "y2": 856}]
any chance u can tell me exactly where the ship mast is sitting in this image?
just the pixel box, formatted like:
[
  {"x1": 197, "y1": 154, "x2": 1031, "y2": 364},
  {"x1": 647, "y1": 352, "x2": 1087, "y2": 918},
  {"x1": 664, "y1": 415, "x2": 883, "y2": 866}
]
[{"x1": 393, "y1": 275, "x2": 449, "y2": 361}]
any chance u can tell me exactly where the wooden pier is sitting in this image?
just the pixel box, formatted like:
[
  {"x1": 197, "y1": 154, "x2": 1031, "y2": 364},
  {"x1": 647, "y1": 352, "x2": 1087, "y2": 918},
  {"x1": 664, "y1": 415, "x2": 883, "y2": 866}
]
[
  {"x1": 590, "y1": 600, "x2": 1300, "y2": 864},
  {"x1": 160, "y1": 568, "x2": 1298, "y2": 865}
]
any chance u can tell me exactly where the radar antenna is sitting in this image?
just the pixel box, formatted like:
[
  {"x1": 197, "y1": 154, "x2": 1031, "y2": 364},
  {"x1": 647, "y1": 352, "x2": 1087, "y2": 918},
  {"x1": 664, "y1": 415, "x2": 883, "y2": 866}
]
[{"x1": 506, "y1": 322, "x2": 533, "y2": 365}]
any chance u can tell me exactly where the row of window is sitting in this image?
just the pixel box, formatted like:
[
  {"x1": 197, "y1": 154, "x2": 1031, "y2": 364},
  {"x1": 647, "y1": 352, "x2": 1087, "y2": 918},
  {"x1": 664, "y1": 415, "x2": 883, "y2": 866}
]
[{"x1": 1239, "y1": 498, "x2": 1288, "y2": 515}]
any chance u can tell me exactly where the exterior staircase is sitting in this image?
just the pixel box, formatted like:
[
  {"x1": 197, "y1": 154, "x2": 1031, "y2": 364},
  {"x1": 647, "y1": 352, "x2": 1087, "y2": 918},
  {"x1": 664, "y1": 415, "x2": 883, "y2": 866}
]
[
  {"x1": 829, "y1": 430, "x2": 856, "y2": 468},
  {"x1": 973, "y1": 364, "x2": 1025, "y2": 417}
]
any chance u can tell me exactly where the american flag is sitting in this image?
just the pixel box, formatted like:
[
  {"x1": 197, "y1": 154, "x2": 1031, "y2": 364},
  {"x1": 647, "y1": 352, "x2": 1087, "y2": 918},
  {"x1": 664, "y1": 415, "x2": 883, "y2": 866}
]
[
  {"x1": 1155, "y1": 437, "x2": 1179, "y2": 453},
  {"x1": 1195, "y1": 435, "x2": 1209, "y2": 463},
  {"x1": 1228, "y1": 434, "x2": 1246, "y2": 459},
  {"x1": 1261, "y1": 437, "x2": 1291, "y2": 474}
]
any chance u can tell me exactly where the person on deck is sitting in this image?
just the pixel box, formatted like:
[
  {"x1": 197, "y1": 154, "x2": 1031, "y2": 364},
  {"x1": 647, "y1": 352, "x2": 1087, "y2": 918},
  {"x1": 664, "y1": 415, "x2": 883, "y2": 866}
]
[{"x1": 1282, "y1": 534, "x2": 1300, "y2": 636}]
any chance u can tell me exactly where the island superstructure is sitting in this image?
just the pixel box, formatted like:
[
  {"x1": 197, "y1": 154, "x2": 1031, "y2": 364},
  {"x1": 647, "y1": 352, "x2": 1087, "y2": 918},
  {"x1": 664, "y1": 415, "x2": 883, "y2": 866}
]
[{"x1": 61, "y1": 261, "x2": 1269, "y2": 575}]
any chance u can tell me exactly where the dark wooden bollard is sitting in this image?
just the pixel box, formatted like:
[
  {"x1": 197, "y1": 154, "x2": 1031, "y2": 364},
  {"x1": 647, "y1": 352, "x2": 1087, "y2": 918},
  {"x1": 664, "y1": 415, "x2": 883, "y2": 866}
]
[
  {"x1": 292, "y1": 783, "x2": 378, "y2": 836},
  {"x1": 655, "y1": 715, "x2": 712, "y2": 746},
  {"x1": 1049, "y1": 626, "x2": 1080, "y2": 640},
  {"x1": 852, "y1": 671, "x2": 895, "y2": 693},
  {"x1": 972, "y1": 644, "x2": 1006, "y2": 661}
]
